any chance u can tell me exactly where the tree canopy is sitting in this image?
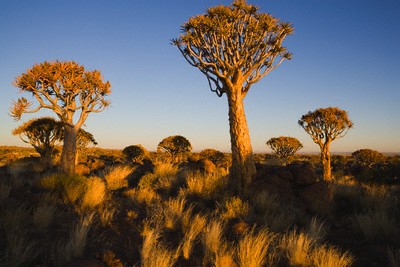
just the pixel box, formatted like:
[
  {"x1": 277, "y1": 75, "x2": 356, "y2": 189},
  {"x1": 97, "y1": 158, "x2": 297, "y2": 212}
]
[
  {"x1": 172, "y1": 0, "x2": 293, "y2": 98},
  {"x1": 266, "y1": 136, "x2": 303, "y2": 164},
  {"x1": 157, "y1": 135, "x2": 192, "y2": 158},
  {"x1": 352, "y1": 149, "x2": 385, "y2": 167}
]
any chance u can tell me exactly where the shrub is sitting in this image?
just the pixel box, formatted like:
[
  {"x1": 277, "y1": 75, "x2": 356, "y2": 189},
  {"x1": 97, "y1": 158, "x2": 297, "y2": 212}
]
[{"x1": 122, "y1": 144, "x2": 150, "y2": 163}]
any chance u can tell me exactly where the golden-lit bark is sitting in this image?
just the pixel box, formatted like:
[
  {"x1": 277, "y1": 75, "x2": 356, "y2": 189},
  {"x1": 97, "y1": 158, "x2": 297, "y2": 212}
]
[
  {"x1": 227, "y1": 86, "x2": 256, "y2": 191},
  {"x1": 61, "y1": 123, "x2": 78, "y2": 174}
]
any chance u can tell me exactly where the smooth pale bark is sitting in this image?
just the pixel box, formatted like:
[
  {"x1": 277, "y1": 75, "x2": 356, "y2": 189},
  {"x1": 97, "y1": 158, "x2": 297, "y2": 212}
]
[
  {"x1": 60, "y1": 124, "x2": 78, "y2": 174},
  {"x1": 320, "y1": 143, "x2": 332, "y2": 181},
  {"x1": 227, "y1": 87, "x2": 256, "y2": 192}
]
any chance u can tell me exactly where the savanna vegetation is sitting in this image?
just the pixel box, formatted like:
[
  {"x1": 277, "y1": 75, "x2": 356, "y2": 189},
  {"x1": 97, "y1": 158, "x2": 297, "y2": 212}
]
[{"x1": 2, "y1": 1, "x2": 399, "y2": 266}]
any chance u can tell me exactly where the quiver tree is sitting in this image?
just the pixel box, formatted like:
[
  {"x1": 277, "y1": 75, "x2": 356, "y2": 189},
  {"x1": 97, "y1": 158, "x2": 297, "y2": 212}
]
[
  {"x1": 266, "y1": 136, "x2": 303, "y2": 165},
  {"x1": 172, "y1": 0, "x2": 293, "y2": 190},
  {"x1": 122, "y1": 144, "x2": 150, "y2": 164},
  {"x1": 157, "y1": 135, "x2": 192, "y2": 161},
  {"x1": 12, "y1": 117, "x2": 63, "y2": 167},
  {"x1": 10, "y1": 61, "x2": 111, "y2": 174},
  {"x1": 352, "y1": 149, "x2": 385, "y2": 168},
  {"x1": 298, "y1": 107, "x2": 353, "y2": 180}
]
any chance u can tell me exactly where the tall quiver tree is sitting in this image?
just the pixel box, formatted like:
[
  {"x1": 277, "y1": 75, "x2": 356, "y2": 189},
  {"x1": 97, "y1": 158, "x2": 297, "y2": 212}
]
[
  {"x1": 298, "y1": 107, "x2": 353, "y2": 181},
  {"x1": 172, "y1": 0, "x2": 293, "y2": 191},
  {"x1": 10, "y1": 61, "x2": 111, "y2": 174}
]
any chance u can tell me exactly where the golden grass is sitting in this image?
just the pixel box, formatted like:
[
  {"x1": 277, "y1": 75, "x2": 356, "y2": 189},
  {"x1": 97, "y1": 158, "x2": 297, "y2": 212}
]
[
  {"x1": 281, "y1": 230, "x2": 353, "y2": 267},
  {"x1": 311, "y1": 244, "x2": 353, "y2": 267},
  {"x1": 237, "y1": 228, "x2": 276, "y2": 267},
  {"x1": 141, "y1": 227, "x2": 178, "y2": 267},
  {"x1": 105, "y1": 165, "x2": 133, "y2": 190},
  {"x1": 182, "y1": 213, "x2": 207, "y2": 259},
  {"x1": 125, "y1": 187, "x2": 161, "y2": 205},
  {"x1": 202, "y1": 219, "x2": 225, "y2": 265},
  {"x1": 80, "y1": 176, "x2": 106, "y2": 210},
  {"x1": 281, "y1": 230, "x2": 313, "y2": 266},
  {"x1": 185, "y1": 171, "x2": 227, "y2": 199},
  {"x1": 220, "y1": 196, "x2": 250, "y2": 220}
]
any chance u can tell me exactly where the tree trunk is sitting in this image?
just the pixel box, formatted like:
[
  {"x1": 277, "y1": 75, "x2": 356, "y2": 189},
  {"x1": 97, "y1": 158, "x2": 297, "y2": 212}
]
[
  {"x1": 227, "y1": 87, "x2": 256, "y2": 193},
  {"x1": 37, "y1": 146, "x2": 53, "y2": 169},
  {"x1": 60, "y1": 124, "x2": 78, "y2": 174},
  {"x1": 321, "y1": 143, "x2": 332, "y2": 181}
]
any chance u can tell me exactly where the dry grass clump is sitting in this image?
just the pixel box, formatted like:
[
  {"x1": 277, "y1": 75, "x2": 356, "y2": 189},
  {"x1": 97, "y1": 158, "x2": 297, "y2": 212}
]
[
  {"x1": 387, "y1": 248, "x2": 400, "y2": 267},
  {"x1": 237, "y1": 228, "x2": 277, "y2": 267},
  {"x1": 1, "y1": 204, "x2": 31, "y2": 234},
  {"x1": 252, "y1": 190, "x2": 296, "y2": 232},
  {"x1": 354, "y1": 209, "x2": 398, "y2": 242},
  {"x1": 312, "y1": 244, "x2": 353, "y2": 267},
  {"x1": 281, "y1": 230, "x2": 314, "y2": 266},
  {"x1": 33, "y1": 201, "x2": 57, "y2": 230},
  {"x1": 202, "y1": 219, "x2": 226, "y2": 265},
  {"x1": 185, "y1": 171, "x2": 228, "y2": 199},
  {"x1": 181, "y1": 213, "x2": 207, "y2": 259},
  {"x1": 220, "y1": 196, "x2": 251, "y2": 220},
  {"x1": 307, "y1": 217, "x2": 328, "y2": 243},
  {"x1": 125, "y1": 187, "x2": 161, "y2": 205},
  {"x1": 141, "y1": 227, "x2": 179, "y2": 267},
  {"x1": 105, "y1": 165, "x2": 133, "y2": 190},
  {"x1": 0, "y1": 181, "x2": 11, "y2": 202},
  {"x1": 80, "y1": 176, "x2": 106, "y2": 210},
  {"x1": 281, "y1": 230, "x2": 353, "y2": 267},
  {"x1": 3, "y1": 230, "x2": 39, "y2": 267},
  {"x1": 138, "y1": 160, "x2": 178, "y2": 191}
]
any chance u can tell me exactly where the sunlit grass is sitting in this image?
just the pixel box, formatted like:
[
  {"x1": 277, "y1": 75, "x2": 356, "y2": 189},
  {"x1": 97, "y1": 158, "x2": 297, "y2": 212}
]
[
  {"x1": 237, "y1": 228, "x2": 276, "y2": 267},
  {"x1": 105, "y1": 165, "x2": 133, "y2": 191}
]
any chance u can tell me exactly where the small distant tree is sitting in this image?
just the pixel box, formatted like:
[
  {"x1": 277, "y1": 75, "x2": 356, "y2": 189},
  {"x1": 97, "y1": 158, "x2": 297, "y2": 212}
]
[
  {"x1": 122, "y1": 144, "x2": 150, "y2": 164},
  {"x1": 172, "y1": 0, "x2": 293, "y2": 191},
  {"x1": 352, "y1": 149, "x2": 385, "y2": 168},
  {"x1": 13, "y1": 117, "x2": 97, "y2": 166},
  {"x1": 12, "y1": 117, "x2": 63, "y2": 167},
  {"x1": 200, "y1": 148, "x2": 231, "y2": 170},
  {"x1": 299, "y1": 107, "x2": 353, "y2": 180},
  {"x1": 157, "y1": 135, "x2": 192, "y2": 161},
  {"x1": 10, "y1": 60, "x2": 111, "y2": 174},
  {"x1": 266, "y1": 136, "x2": 303, "y2": 165}
]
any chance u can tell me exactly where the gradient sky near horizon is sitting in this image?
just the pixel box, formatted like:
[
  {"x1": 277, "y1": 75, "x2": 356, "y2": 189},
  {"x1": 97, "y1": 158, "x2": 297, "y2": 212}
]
[{"x1": 1, "y1": 0, "x2": 399, "y2": 153}]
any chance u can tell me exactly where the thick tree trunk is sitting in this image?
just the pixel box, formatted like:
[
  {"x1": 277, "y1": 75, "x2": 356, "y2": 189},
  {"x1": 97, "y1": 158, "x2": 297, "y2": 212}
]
[
  {"x1": 321, "y1": 143, "x2": 332, "y2": 181},
  {"x1": 60, "y1": 124, "x2": 78, "y2": 174},
  {"x1": 227, "y1": 88, "x2": 256, "y2": 193},
  {"x1": 37, "y1": 146, "x2": 53, "y2": 169}
]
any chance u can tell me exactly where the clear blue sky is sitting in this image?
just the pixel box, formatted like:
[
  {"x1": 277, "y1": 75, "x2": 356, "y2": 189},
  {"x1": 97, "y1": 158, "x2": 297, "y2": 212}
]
[{"x1": 1, "y1": 0, "x2": 399, "y2": 153}]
